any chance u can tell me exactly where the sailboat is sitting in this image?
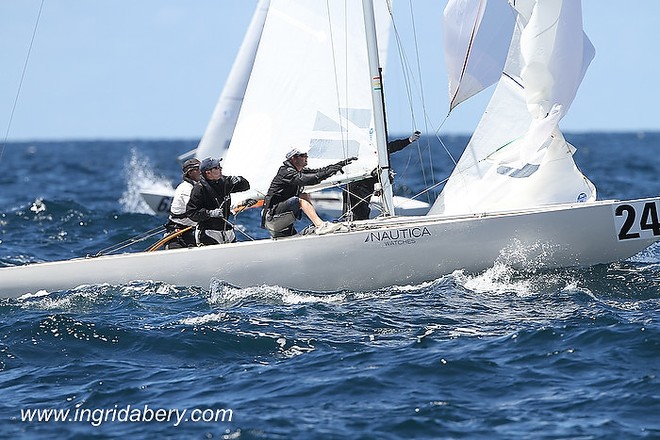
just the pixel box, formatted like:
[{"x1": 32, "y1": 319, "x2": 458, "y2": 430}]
[
  {"x1": 139, "y1": 0, "x2": 430, "y2": 219},
  {"x1": 2, "y1": 0, "x2": 659, "y2": 299}
]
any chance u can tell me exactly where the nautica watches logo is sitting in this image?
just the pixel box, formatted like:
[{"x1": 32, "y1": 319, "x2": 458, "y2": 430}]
[{"x1": 364, "y1": 226, "x2": 431, "y2": 246}]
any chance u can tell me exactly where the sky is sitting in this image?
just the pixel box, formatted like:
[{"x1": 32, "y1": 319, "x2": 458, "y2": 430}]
[{"x1": 1, "y1": 0, "x2": 659, "y2": 142}]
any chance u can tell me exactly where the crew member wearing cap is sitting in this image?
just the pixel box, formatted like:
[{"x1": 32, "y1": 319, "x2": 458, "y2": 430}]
[
  {"x1": 262, "y1": 147, "x2": 356, "y2": 238},
  {"x1": 186, "y1": 157, "x2": 250, "y2": 246},
  {"x1": 165, "y1": 158, "x2": 202, "y2": 249}
]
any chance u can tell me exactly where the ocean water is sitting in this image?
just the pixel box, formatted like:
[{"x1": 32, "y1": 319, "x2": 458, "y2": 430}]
[{"x1": 1, "y1": 133, "x2": 659, "y2": 439}]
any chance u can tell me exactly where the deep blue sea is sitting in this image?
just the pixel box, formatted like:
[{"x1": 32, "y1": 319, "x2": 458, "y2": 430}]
[{"x1": 1, "y1": 133, "x2": 659, "y2": 439}]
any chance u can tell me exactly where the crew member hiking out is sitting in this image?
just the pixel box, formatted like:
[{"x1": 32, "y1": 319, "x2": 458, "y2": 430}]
[
  {"x1": 186, "y1": 157, "x2": 250, "y2": 245},
  {"x1": 262, "y1": 146, "x2": 356, "y2": 238}
]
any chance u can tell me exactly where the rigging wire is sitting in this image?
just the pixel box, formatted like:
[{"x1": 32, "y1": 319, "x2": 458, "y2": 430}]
[
  {"x1": 94, "y1": 226, "x2": 166, "y2": 257},
  {"x1": 322, "y1": 1, "x2": 454, "y2": 213},
  {"x1": 324, "y1": 0, "x2": 374, "y2": 217},
  {"x1": 387, "y1": 1, "x2": 469, "y2": 205},
  {"x1": 1, "y1": 0, "x2": 46, "y2": 163},
  {"x1": 391, "y1": 1, "x2": 462, "y2": 200},
  {"x1": 324, "y1": 0, "x2": 351, "y2": 163},
  {"x1": 388, "y1": 2, "x2": 440, "y2": 204},
  {"x1": 228, "y1": 214, "x2": 256, "y2": 241},
  {"x1": 406, "y1": 0, "x2": 435, "y2": 190}
]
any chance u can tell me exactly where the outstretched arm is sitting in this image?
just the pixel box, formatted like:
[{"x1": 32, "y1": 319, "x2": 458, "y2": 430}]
[
  {"x1": 387, "y1": 131, "x2": 420, "y2": 154},
  {"x1": 226, "y1": 176, "x2": 250, "y2": 193}
]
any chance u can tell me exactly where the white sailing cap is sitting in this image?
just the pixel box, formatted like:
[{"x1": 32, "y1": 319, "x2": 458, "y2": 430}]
[{"x1": 285, "y1": 146, "x2": 310, "y2": 159}]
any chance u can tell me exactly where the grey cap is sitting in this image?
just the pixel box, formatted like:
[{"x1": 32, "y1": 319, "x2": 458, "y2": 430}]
[{"x1": 199, "y1": 157, "x2": 223, "y2": 172}]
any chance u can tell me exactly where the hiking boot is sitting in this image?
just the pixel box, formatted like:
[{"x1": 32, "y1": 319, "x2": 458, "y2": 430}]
[{"x1": 315, "y1": 221, "x2": 342, "y2": 235}]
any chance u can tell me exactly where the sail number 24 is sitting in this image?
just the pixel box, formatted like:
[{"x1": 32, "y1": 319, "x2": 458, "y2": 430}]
[{"x1": 613, "y1": 200, "x2": 660, "y2": 241}]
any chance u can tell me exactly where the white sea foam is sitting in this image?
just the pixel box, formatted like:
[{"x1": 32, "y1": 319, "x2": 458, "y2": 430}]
[
  {"x1": 208, "y1": 280, "x2": 347, "y2": 305},
  {"x1": 119, "y1": 148, "x2": 173, "y2": 214},
  {"x1": 17, "y1": 289, "x2": 52, "y2": 300},
  {"x1": 178, "y1": 313, "x2": 231, "y2": 326}
]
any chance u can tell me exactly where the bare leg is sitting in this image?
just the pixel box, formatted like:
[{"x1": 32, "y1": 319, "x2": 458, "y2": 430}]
[{"x1": 299, "y1": 193, "x2": 323, "y2": 227}]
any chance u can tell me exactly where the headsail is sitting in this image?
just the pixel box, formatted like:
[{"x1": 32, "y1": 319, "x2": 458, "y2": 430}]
[
  {"x1": 444, "y1": 0, "x2": 514, "y2": 111},
  {"x1": 222, "y1": 0, "x2": 394, "y2": 204},
  {"x1": 431, "y1": 0, "x2": 596, "y2": 216}
]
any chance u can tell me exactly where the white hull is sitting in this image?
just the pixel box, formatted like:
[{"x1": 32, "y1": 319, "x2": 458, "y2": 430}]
[
  {"x1": 140, "y1": 189, "x2": 175, "y2": 215},
  {"x1": 2, "y1": 198, "x2": 659, "y2": 298}
]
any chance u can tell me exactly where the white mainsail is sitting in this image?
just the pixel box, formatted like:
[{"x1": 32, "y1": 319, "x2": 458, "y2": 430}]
[
  {"x1": 140, "y1": 0, "x2": 410, "y2": 218},
  {"x1": 222, "y1": 0, "x2": 393, "y2": 203},
  {"x1": 431, "y1": 0, "x2": 597, "y2": 216}
]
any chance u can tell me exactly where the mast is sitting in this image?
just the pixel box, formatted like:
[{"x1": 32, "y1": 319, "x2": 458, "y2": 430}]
[{"x1": 362, "y1": 0, "x2": 394, "y2": 216}]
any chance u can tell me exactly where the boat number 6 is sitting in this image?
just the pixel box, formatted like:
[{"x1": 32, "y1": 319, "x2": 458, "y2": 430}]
[
  {"x1": 156, "y1": 197, "x2": 172, "y2": 213},
  {"x1": 614, "y1": 201, "x2": 660, "y2": 240}
]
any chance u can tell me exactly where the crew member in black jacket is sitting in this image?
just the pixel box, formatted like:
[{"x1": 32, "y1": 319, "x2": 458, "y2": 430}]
[
  {"x1": 186, "y1": 157, "x2": 250, "y2": 245},
  {"x1": 342, "y1": 131, "x2": 421, "y2": 221},
  {"x1": 262, "y1": 147, "x2": 356, "y2": 238}
]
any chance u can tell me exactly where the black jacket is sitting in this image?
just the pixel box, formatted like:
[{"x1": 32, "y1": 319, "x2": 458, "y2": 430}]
[
  {"x1": 261, "y1": 159, "x2": 339, "y2": 226},
  {"x1": 346, "y1": 136, "x2": 413, "y2": 193},
  {"x1": 386, "y1": 137, "x2": 412, "y2": 155},
  {"x1": 342, "y1": 137, "x2": 413, "y2": 220},
  {"x1": 186, "y1": 175, "x2": 250, "y2": 231}
]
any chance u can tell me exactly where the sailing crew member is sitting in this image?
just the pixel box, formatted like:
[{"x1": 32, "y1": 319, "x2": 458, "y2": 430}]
[
  {"x1": 165, "y1": 158, "x2": 202, "y2": 249},
  {"x1": 342, "y1": 131, "x2": 421, "y2": 221},
  {"x1": 186, "y1": 157, "x2": 250, "y2": 245},
  {"x1": 262, "y1": 147, "x2": 356, "y2": 238}
]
